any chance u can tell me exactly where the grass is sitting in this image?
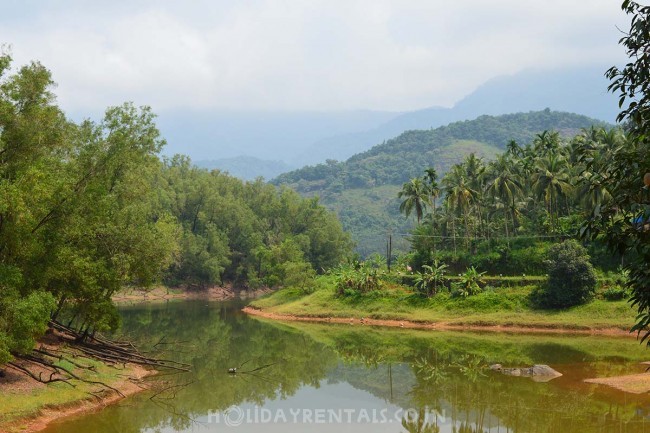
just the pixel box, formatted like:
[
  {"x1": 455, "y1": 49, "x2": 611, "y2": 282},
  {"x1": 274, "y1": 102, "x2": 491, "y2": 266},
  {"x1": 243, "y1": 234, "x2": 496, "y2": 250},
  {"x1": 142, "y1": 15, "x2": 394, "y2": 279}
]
[
  {"x1": 0, "y1": 356, "x2": 141, "y2": 431},
  {"x1": 259, "y1": 319, "x2": 650, "y2": 366},
  {"x1": 251, "y1": 277, "x2": 638, "y2": 331}
]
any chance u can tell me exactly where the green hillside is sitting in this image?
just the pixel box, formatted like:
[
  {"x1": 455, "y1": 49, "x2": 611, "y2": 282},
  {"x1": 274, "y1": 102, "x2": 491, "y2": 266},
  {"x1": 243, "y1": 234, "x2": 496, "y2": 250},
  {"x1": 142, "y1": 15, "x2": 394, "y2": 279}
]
[{"x1": 272, "y1": 110, "x2": 609, "y2": 255}]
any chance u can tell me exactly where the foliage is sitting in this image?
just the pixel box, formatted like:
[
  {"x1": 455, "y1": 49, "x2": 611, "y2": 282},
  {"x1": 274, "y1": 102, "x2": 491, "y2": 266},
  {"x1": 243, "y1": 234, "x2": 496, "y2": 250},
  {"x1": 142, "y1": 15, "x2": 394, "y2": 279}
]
[
  {"x1": 602, "y1": 287, "x2": 628, "y2": 301},
  {"x1": 0, "y1": 52, "x2": 352, "y2": 363},
  {"x1": 580, "y1": 1, "x2": 650, "y2": 342},
  {"x1": 413, "y1": 260, "x2": 448, "y2": 297},
  {"x1": 0, "y1": 291, "x2": 55, "y2": 363},
  {"x1": 0, "y1": 51, "x2": 179, "y2": 356},
  {"x1": 272, "y1": 111, "x2": 607, "y2": 255},
  {"x1": 159, "y1": 157, "x2": 352, "y2": 289},
  {"x1": 332, "y1": 261, "x2": 383, "y2": 296},
  {"x1": 404, "y1": 123, "x2": 629, "y2": 278},
  {"x1": 398, "y1": 177, "x2": 428, "y2": 223},
  {"x1": 452, "y1": 267, "x2": 486, "y2": 298},
  {"x1": 532, "y1": 240, "x2": 597, "y2": 308}
]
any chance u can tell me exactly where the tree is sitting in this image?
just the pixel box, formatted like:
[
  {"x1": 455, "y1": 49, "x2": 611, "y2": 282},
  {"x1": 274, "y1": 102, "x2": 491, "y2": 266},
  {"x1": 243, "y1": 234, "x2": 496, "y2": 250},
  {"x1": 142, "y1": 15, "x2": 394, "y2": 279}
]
[
  {"x1": 399, "y1": 177, "x2": 428, "y2": 223},
  {"x1": 413, "y1": 260, "x2": 448, "y2": 297},
  {"x1": 423, "y1": 168, "x2": 441, "y2": 251},
  {"x1": 0, "y1": 51, "x2": 180, "y2": 357},
  {"x1": 486, "y1": 154, "x2": 524, "y2": 238},
  {"x1": 581, "y1": 0, "x2": 650, "y2": 343},
  {"x1": 531, "y1": 154, "x2": 573, "y2": 231},
  {"x1": 533, "y1": 240, "x2": 596, "y2": 308},
  {"x1": 443, "y1": 165, "x2": 478, "y2": 246}
]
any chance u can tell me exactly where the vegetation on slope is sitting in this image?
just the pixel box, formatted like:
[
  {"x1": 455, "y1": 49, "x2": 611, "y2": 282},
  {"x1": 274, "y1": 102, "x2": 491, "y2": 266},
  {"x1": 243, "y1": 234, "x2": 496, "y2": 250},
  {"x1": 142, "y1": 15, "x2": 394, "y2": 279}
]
[
  {"x1": 273, "y1": 110, "x2": 608, "y2": 254},
  {"x1": 0, "y1": 51, "x2": 351, "y2": 368}
]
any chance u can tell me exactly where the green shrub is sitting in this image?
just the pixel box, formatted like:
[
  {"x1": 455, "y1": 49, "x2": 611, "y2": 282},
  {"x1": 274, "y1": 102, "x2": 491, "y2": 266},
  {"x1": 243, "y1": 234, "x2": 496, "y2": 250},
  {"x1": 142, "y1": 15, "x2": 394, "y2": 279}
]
[
  {"x1": 602, "y1": 287, "x2": 628, "y2": 301},
  {"x1": 0, "y1": 290, "x2": 56, "y2": 363},
  {"x1": 533, "y1": 240, "x2": 597, "y2": 308},
  {"x1": 452, "y1": 267, "x2": 486, "y2": 298},
  {"x1": 413, "y1": 260, "x2": 448, "y2": 297},
  {"x1": 333, "y1": 261, "x2": 383, "y2": 296}
]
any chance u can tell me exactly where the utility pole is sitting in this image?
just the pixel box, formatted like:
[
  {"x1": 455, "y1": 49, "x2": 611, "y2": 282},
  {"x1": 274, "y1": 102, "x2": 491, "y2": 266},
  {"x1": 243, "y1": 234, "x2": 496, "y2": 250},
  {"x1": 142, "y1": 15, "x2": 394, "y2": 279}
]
[{"x1": 387, "y1": 234, "x2": 392, "y2": 272}]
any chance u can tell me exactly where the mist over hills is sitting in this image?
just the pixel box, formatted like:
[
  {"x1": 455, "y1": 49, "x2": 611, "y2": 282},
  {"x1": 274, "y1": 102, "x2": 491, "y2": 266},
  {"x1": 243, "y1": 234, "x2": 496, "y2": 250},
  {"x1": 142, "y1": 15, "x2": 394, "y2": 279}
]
[
  {"x1": 194, "y1": 156, "x2": 295, "y2": 181},
  {"x1": 294, "y1": 65, "x2": 617, "y2": 165},
  {"x1": 156, "y1": 109, "x2": 399, "y2": 162},
  {"x1": 152, "y1": 64, "x2": 617, "y2": 180}
]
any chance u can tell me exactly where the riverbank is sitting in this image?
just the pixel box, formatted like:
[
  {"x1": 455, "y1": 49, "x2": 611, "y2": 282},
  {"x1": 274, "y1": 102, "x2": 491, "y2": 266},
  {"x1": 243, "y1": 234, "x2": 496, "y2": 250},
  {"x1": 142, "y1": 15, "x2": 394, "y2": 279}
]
[
  {"x1": 112, "y1": 285, "x2": 273, "y2": 304},
  {"x1": 243, "y1": 306, "x2": 633, "y2": 336},
  {"x1": 247, "y1": 284, "x2": 638, "y2": 335},
  {"x1": 0, "y1": 360, "x2": 153, "y2": 433}
]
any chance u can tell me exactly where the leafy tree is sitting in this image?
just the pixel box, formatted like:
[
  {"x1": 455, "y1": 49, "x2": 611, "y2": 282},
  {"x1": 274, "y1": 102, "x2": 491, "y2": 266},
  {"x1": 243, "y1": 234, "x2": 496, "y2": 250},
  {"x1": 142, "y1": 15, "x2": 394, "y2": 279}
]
[
  {"x1": 0, "y1": 50, "x2": 352, "y2": 363},
  {"x1": 582, "y1": 0, "x2": 650, "y2": 342},
  {"x1": 534, "y1": 240, "x2": 597, "y2": 308}
]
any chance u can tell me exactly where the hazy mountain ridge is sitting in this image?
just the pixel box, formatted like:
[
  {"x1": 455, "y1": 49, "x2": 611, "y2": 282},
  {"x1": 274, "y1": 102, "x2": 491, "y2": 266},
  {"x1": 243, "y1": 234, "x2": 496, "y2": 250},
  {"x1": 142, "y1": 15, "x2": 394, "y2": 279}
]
[
  {"x1": 293, "y1": 65, "x2": 617, "y2": 165},
  {"x1": 194, "y1": 156, "x2": 294, "y2": 181},
  {"x1": 272, "y1": 110, "x2": 610, "y2": 255},
  {"x1": 152, "y1": 65, "x2": 617, "y2": 177}
]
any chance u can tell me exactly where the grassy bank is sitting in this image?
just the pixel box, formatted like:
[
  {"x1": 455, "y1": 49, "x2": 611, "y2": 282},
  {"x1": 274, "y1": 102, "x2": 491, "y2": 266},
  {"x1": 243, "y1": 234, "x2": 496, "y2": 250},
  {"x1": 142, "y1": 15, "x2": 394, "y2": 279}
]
[
  {"x1": 0, "y1": 357, "x2": 150, "y2": 433},
  {"x1": 250, "y1": 277, "x2": 637, "y2": 332}
]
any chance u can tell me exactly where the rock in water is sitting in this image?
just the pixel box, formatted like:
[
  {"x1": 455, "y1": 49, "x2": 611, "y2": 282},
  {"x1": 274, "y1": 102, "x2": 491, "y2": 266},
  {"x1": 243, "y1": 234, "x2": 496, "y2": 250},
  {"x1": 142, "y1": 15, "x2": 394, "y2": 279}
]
[
  {"x1": 491, "y1": 363, "x2": 562, "y2": 382},
  {"x1": 530, "y1": 364, "x2": 563, "y2": 382}
]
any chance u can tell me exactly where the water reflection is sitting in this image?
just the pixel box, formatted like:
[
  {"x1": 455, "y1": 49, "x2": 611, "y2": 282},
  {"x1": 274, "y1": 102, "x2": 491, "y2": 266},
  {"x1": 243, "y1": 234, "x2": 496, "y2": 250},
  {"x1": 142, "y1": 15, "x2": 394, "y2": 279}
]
[{"x1": 42, "y1": 301, "x2": 650, "y2": 433}]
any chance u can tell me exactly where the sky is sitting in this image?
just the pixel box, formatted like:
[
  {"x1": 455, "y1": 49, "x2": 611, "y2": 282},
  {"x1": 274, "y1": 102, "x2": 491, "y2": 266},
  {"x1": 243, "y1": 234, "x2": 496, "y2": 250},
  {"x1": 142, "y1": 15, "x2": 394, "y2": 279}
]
[{"x1": 1, "y1": 0, "x2": 631, "y2": 114}]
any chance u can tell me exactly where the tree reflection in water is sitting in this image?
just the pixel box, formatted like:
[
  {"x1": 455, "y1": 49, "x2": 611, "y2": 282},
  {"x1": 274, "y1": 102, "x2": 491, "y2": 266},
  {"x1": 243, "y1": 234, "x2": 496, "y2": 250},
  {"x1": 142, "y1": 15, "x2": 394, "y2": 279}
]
[{"x1": 40, "y1": 301, "x2": 650, "y2": 433}]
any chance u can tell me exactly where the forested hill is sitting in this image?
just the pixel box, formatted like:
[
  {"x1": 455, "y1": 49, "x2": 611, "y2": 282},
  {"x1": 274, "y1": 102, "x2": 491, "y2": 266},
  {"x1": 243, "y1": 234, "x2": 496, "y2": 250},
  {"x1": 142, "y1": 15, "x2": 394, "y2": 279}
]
[
  {"x1": 274, "y1": 110, "x2": 608, "y2": 192},
  {"x1": 272, "y1": 110, "x2": 609, "y2": 255}
]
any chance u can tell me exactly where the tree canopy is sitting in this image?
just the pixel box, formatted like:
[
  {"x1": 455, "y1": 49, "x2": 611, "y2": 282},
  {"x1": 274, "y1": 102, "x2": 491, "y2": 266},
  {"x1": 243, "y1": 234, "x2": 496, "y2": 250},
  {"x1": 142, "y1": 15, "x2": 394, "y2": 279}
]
[
  {"x1": 583, "y1": 1, "x2": 650, "y2": 343},
  {"x1": 0, "y1": 52, "x2": 352, "y2": 363}
]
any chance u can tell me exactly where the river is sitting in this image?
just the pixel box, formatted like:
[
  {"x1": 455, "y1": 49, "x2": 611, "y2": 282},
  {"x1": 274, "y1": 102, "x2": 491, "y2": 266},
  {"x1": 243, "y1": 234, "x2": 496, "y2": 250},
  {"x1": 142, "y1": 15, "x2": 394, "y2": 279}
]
[{"x1": 42, "y1": 300, "x2": 650, "y2": 433}]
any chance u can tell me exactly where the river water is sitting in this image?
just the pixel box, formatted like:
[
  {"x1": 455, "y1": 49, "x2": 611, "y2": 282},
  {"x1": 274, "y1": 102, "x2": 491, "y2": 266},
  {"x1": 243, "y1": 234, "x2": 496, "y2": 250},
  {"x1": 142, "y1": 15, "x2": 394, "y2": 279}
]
[{"x1": 42, "y1": 300, "x2": 650, "y2": 433}]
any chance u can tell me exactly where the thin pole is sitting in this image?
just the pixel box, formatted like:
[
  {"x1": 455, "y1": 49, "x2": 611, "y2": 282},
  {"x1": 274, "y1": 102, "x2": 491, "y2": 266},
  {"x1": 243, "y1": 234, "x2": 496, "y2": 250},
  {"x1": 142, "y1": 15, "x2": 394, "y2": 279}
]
[{"x1": 388, "y1": 234, "x2": 392, "y2": 272}]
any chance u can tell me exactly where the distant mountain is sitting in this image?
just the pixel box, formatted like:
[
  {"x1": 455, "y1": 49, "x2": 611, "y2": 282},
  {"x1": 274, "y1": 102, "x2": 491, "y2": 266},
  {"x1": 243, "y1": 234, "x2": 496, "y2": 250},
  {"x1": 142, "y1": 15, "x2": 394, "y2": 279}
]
[
  {"x1": 155, "y1": 109, "x2": 399, "y2": 162},
  {"x1": 294, "y1": 65, "x2": 618, "y2": 165},
  {"x1": 143, "y1": 64, "x2": 618, "y2": 180},
  {"x1": 194, "y1": 156, "x2": 294, "y2": 181},
  {"x1": 273, "y1": 110, "x2": 610, "y2": 255}
]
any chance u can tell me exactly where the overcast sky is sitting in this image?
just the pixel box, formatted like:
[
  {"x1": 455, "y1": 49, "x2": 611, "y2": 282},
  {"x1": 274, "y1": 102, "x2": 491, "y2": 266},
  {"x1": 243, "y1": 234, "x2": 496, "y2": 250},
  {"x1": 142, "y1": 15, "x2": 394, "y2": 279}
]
[{"x1": 1, "y1": 0, "x2": 630, "y2": 113}]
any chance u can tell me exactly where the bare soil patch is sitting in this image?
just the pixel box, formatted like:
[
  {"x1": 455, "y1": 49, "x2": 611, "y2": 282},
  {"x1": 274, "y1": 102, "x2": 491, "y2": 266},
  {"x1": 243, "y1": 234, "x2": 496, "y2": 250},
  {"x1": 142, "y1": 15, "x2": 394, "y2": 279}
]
[{"x1": 585, "y1": 372, "x2": 650, "y2": 394}]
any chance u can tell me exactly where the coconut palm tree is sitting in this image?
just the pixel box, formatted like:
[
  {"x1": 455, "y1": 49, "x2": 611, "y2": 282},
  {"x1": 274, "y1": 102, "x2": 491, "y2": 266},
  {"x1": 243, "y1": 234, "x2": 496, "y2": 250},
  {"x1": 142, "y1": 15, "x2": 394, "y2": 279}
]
[
  {"x1": 531, "y1": 154, "x2": 573, "y2": 231},
  {"x1": 486, "y1": 154, "x2": 524, "y2": 237},
  {"x1": 442, "y1": 165, "x2": 478, "y2": 248},
  {"x1": 399, "y1": 177, "x2": 428, "y2": 223},
  {"x1": 423, "y1": 168, "x2": 441, "y2": 251}
]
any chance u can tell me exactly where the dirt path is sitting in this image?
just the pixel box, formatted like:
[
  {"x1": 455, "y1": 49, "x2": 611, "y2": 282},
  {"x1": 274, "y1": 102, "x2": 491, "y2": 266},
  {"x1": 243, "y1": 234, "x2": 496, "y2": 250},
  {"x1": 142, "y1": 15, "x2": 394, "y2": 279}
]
[{"x1": 242, "y1": 306, "x2": 634, "y2": 336}]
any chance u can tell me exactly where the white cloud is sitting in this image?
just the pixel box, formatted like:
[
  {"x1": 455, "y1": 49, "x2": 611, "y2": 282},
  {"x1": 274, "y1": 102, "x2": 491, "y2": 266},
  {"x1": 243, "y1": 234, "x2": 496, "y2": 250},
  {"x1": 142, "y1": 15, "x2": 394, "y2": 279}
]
[{"x1": 1, "y1": 0, "x2": 629, "y2": 112}]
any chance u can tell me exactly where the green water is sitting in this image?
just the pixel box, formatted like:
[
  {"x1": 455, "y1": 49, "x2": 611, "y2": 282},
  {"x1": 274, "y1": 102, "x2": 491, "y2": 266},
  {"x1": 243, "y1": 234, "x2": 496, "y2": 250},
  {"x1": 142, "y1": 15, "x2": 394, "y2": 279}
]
[{"x1": 42, "y1": 300, "x2": 650, "y2": 433}]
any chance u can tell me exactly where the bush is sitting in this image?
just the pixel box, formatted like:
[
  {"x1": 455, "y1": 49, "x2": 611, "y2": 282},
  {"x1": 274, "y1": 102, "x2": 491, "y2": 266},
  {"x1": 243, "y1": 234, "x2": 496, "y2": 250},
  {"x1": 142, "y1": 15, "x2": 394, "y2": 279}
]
[
  {"x1": 533, "y1": 240, "x2": 597, "y2": 308},
  {"x1": 333, "y1": 261, "x2": 383, "y2": 296},
  {"x1": 452, "y1": 267, "x2": 486, "y2": 298},
  {"x1": 413, "y1": 260, "x2": 448, "y2": 297},
  {"x1": 602, "y1": 287, "x2": 628, "y2": 301}
]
